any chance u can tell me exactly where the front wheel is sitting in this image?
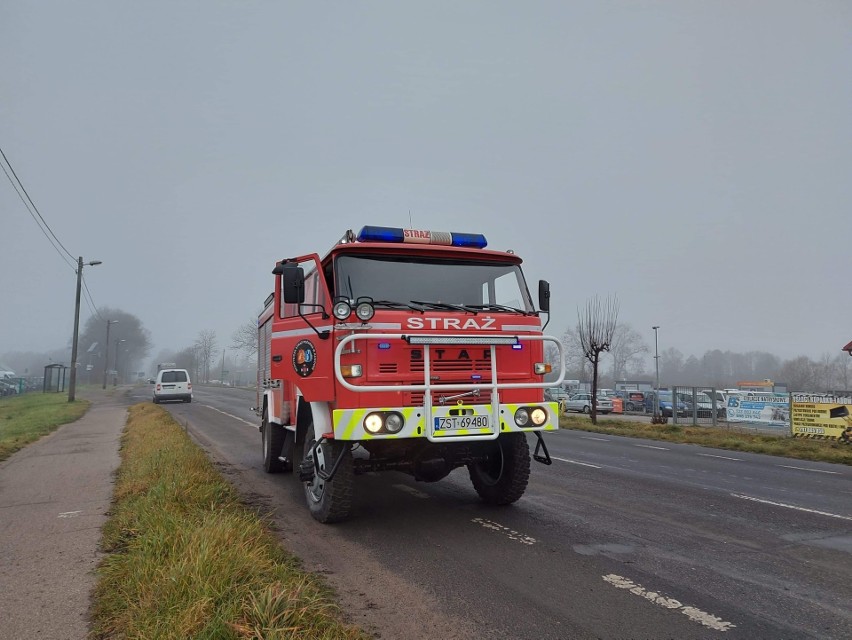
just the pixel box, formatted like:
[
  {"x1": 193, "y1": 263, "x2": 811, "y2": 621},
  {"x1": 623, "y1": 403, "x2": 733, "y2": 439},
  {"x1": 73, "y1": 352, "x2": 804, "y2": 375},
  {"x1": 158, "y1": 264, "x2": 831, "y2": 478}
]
[
  {"x1": 582, "y1": 405, "x2": 590, "y2": 414},
  {"x1": 302, "y1": 430, "x2": 354, "y2": 523},
  {"x1": 467, "y1": 433, "x2": 530, "y2": 505}
]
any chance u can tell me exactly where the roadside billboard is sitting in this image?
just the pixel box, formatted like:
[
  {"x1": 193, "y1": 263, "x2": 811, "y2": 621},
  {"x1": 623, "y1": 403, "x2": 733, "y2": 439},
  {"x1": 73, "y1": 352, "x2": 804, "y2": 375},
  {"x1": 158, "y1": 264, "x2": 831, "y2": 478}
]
[
  {"x1": 791, "y1": 395, "x2": 852, "y2": 441},
  {"x1": 725, "y1": 392, "x2": 790, "y2": 427}
]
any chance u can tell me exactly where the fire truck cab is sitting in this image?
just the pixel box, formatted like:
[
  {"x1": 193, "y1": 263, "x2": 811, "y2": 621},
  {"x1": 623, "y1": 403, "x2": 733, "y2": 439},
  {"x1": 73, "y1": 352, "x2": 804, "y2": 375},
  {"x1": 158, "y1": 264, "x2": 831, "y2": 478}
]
[{"x1": 257, "y1": 225, "x2": 565, "y2": 522}]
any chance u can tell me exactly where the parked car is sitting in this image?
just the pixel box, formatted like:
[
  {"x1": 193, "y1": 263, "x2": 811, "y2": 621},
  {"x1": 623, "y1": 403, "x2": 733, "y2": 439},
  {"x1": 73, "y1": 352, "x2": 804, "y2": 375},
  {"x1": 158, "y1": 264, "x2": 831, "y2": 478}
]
[
  {"x1": 617, "y1": 390, "x2": 646, "y2": 412},
  {"x1": 564, "y1": 392, "x2": 613, "y2": 414},
  {"x1": 152, "y1": 368, "x2": 193, "y2": 404},
  {"x1": 643, "y1": 390, "x2": 690, "y2": 417}
]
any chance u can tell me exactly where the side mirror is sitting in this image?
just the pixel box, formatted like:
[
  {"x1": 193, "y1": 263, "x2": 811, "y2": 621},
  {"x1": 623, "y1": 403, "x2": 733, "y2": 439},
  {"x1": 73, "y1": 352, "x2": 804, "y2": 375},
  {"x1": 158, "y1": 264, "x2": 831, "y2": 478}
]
[
  {"x1": 280, "y1": 264, "x2": 305, "y2": 304},
  {"x1": 538, "y1": 280, "x2": 550, "y2": 313}
]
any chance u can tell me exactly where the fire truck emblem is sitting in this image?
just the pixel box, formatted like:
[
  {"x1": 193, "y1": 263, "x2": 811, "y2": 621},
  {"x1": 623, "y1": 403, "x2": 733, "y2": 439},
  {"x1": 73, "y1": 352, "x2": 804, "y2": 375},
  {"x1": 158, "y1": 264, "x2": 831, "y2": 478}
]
[{"x1": 292, "y1": 340, "x2": 316, "y2": 377}]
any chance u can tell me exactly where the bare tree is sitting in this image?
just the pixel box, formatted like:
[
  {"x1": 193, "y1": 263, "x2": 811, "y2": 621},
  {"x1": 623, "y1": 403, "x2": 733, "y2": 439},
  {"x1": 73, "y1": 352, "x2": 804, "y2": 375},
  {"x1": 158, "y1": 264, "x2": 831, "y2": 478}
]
[
  {"x1": 609, "y1": 324, "x2": 648, "y2": 382},
  {"x1": 577, "y1": 296, "x2": 619, "y2": 423},
  {"x1": 231, "y1": 319, "x2": 258, "y2": 359},
  {"x1": 194, "y1": 330, "x2": 217, "y2": 383}
]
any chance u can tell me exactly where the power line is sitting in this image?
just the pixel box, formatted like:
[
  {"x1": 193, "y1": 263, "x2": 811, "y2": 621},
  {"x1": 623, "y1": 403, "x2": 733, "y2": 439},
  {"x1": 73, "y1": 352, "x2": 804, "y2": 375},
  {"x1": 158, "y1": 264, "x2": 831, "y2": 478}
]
[
  {"x1": 82, "y1": 274, "x2": 105, "y2": 321},
  {"x1": 0, "y1": 156, "x2": 76, "y2": 272},
  {"x1": 0, "y1": 144, "x2": 76, "y2": 263}
]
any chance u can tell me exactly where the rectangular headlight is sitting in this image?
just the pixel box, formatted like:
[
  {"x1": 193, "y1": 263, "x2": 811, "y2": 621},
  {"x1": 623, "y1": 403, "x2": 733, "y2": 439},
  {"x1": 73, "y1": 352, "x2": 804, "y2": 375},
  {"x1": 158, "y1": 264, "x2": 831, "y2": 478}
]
[
  {"x1": 340, "y1": 364, "x2": 363, "y2": 378},
  {"x1": 534, "y1": 363, "x2": 551, "y2": 374}
]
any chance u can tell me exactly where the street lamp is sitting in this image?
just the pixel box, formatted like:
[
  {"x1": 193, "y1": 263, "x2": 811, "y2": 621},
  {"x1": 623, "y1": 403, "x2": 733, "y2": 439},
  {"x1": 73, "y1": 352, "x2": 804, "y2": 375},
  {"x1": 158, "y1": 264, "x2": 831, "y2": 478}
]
[
  {"x1": 102, "y1": 320, "x2": 119, "y2": 389},
  {"x1": 114, "y1": 338, "x2": 126, "y2": 386},
  {"x1": 68, "y1": 257, "x2": 102, "y2": 402},
  {"x1": 652, "y1": 326, "x2": 660, "y2": 418}
]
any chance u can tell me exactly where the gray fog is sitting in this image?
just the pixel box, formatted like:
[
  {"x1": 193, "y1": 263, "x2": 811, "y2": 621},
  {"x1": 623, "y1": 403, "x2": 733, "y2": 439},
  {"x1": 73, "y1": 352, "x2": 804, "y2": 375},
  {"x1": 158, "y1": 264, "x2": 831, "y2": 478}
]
[{"x1": 2, "y1": 2, "x2": 850, "y2": 367}]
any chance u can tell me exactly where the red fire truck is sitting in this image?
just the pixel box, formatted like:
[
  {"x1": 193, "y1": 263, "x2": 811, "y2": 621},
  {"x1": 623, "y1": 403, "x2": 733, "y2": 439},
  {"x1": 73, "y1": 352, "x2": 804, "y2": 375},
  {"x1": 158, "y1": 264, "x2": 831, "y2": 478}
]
[{"x1": 256, "y1": 225, "x2": 565, "y2": 522}]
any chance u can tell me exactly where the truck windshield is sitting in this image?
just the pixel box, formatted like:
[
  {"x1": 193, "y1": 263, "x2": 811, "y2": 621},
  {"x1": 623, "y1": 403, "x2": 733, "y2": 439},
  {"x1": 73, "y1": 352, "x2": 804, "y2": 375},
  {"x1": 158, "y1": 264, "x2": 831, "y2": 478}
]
[{"x1": 334, "y1": 254, "x2": 535, "y2": 312}]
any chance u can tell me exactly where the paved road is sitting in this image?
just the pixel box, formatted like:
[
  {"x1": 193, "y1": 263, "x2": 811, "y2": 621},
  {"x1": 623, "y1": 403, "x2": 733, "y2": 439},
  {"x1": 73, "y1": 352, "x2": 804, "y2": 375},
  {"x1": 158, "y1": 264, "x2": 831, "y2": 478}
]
[{"x1": 146, "y1": 385, "x2": 852, "y2": 640}]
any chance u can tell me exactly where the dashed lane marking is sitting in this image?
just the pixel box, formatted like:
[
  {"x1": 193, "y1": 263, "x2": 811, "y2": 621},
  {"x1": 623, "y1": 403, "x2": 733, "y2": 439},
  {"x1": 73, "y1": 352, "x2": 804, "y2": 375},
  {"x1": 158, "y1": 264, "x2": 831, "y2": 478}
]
[
  {"x1": 635, "y1": 444, "x2": 669, "y2": 450},
  {"x1": 697, "y1": 453, "x2": 742, "y2": 461},
  {"x1": 603, "y1": 574, "x2": 736, "y2": 632},
  {"x1": 472, "y1": 518, "x2": 536, "y2": 545},
  {"x1": 58, "y1": 511, "x2": 82, "y2": 518},
  {"x1": 731, "y1": 493, "x2": 852, "y2": 521},
  {"x1": 393, "y1": 484, "x2": 429, "y2": 499},
  {"x1": 581, "y1": 436, "x2": 611, "y2": 441},
  {"x1": 201, "y1": 404, "x2": 257, "y2": 427},
  {"x1": 552, "y1": 456, "x2": 601, "y2": 469},
  {"x1": 777, "y1": 464, "x2": 841, "y2": 475}
]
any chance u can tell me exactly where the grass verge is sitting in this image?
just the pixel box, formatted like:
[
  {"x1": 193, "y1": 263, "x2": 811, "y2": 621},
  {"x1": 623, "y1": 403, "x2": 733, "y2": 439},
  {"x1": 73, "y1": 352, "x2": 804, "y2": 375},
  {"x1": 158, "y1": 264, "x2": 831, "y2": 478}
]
[
  {"x1": 559, "y1": 414, "x2": 852, "y2": 465},
  {"x1": 0, "y1": 393, "x2": 89, "y2": 462},
  {"x1": 90, "y1": 403, "x2": 371, "y2": 640}
]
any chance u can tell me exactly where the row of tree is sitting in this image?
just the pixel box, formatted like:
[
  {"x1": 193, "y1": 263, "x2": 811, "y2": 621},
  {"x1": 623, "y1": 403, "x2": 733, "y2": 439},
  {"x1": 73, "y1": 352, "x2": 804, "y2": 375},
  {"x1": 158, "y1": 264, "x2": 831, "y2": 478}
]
[{"x1": 556, "y1": 316, "x2": 851, "y2": 393}]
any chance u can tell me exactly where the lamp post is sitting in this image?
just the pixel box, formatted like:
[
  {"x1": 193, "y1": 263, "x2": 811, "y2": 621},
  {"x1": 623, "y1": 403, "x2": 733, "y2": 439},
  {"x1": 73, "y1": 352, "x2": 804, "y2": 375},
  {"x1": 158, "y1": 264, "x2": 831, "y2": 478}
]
[
  {"x1": 68, "y1": 257, "x2": 102, "y2": 402},
  {"x1": 102, "y1": 320, "x2": 119, "y2": 389},
  {"x1": 652, "y1": 326, "x2": 660, "y2": 417},
  {"x1": 113, "y1": 338, "x2": 126, "y2": 386}
]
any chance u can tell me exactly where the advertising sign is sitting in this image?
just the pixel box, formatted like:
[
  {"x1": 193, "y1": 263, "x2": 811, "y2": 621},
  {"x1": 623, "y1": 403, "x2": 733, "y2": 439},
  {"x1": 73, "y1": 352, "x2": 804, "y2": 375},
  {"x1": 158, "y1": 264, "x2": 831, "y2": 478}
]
[
  {"x1": 791, "y1": 398, "x2": 852, "y2": 441},
  {"x1": 725, "y1": 392, "x2": 789, "y2": 426}
]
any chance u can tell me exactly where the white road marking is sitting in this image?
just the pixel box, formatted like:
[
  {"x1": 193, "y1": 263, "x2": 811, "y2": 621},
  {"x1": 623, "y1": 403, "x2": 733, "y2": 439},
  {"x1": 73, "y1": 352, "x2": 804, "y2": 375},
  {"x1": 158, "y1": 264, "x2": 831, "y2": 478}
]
[
  {"x1": 731, "y1": 493, "x2": 852, "y2": 521},
  {"x1": 635, "y1": 444, "x2": 669, "y2": 450},
  {"x1": 58, "y1": 511, "x2": 82, "y2": 518},
  {"x1": 777, "y1": 464, "x2": 841, "y2": 475},
  {"x1": 472, "y1": 518, "x2": 536, "y2": 545},
  {"x1": 603, "y1": 574, "x2": 736, "y2": 632},
  {"x1": 581, "y1": 436, "x2": 611, "y2": 441},
  {"x1": 552, "y1": 456, "x2": 601, "y2": 469},
  {"x1": 393, "y1": 484, "x2": 429, "y2": 499},
  {"x1": 201, "y1": 404, "x2": 257, "y2": 427},
  {"x1": 697, "y1": 453, "x2": 742, "y2": 461}
]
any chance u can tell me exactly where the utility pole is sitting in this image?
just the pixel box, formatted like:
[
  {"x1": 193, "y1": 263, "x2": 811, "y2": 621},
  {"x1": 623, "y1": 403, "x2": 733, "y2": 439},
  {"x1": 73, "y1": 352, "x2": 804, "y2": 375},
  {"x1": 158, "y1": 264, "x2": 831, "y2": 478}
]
[
  {"x1": 69, "y1": 257, "x2": 101, "y2": 402},
  {"x1": 652, "y1": 325, "x2": 660, "y2": 418},
  {"x1": 102, "y1": 319, "x2": 118, "y2": 389}
]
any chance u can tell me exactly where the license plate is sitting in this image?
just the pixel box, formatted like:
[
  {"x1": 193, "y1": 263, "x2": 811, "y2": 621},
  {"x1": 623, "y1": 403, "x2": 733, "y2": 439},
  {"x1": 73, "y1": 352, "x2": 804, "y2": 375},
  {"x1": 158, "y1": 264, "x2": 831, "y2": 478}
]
[{"x1": 434, "y1": 415, "x2": 490, "y2": 431}]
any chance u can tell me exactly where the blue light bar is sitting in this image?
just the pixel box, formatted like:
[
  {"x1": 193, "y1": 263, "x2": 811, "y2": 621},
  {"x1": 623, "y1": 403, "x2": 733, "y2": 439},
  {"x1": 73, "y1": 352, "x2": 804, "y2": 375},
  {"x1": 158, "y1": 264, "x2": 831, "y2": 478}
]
[{"x1": 357, "y1": 225, "x2": 487, "y2": 249}]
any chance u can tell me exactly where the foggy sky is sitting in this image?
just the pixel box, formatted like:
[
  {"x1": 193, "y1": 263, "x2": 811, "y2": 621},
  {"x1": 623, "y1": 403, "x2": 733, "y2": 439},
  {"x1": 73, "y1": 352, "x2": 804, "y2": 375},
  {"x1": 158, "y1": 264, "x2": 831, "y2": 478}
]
[{"x1": 2, "y1": 2, "x2": 850, "y2": 369}]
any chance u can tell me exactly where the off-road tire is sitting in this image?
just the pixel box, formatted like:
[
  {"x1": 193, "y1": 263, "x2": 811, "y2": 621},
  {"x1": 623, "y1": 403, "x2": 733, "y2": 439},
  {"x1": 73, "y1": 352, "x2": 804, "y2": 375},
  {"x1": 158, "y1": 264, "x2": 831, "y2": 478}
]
[
  {"x1": 467, "y1": 433, "x2": 530, "y2": 505},
  {"x1": 303, "y1": 430, "x2": 354, "y2": 523},
  {"x1": 262, "y1": 410, "x2": 285, "y2": 473}
]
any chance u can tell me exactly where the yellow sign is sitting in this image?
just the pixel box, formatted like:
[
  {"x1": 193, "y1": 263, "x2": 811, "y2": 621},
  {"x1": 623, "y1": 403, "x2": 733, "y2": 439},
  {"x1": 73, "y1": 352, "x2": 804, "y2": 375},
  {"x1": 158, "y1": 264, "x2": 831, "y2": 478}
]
[{"x1": 791, "y1": 402, "x2": 852, "y2": 441}]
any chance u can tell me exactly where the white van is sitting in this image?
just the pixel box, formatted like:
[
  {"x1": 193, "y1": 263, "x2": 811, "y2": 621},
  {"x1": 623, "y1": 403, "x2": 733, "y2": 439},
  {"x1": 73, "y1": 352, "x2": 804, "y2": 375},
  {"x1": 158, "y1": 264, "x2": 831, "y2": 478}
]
[{"x1": 153, "y1": 368, "x2": 192, "y2": 403}]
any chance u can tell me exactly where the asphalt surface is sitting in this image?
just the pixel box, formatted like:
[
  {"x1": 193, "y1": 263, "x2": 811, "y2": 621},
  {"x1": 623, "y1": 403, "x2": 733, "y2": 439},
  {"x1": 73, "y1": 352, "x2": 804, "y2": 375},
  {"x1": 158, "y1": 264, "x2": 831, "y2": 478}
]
[{"x1": 0, "y1": 387, "x2": 125, "y2": 640}]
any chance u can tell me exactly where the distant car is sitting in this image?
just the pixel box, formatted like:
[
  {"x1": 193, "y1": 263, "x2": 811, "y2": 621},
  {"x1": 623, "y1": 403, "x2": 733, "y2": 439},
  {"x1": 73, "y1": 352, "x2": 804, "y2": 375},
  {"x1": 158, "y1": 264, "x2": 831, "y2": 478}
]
[
  {"x1": 545, "y1": 388, "x2": 571, "y2": 403},
  {"x1": 643, "y1": 390, "x2": 690, "y2": 417},
  {"x1": 153, "y1": 368, "x2": 192, "y2": 404},
  {"x1": 564, "y1": 392, "x2": 613, "y2": 414},
  {"x1": 618, "y1": 391, "x2": 646, "y2": 412}
]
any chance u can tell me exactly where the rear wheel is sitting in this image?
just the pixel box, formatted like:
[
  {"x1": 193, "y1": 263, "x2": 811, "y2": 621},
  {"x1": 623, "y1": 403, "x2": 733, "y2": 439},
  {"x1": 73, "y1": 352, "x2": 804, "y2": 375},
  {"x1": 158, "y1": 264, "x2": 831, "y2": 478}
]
[
  {"x1": 302, "y1": 428, "x2": 353, "y2": 523},
  {"x1": 467, "y1": 433, "x2": 530, "y2": 505},
  {"x1": 262, "y1": 410, "x2": 285, "y2": 473}
]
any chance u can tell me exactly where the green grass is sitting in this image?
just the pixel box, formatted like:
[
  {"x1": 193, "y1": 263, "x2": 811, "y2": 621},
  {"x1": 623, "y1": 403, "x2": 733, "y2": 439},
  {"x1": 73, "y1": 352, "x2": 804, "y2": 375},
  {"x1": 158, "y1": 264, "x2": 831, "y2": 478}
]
[
  {"x1": 559, "y1": 414, "x2": 852, "y2": 465},
  {"x1": 90, "y1": 403, "x2": 372, "y2": 640},
  {"x1": 0, "y1": 393, "x2": 89, "y2": 462}
]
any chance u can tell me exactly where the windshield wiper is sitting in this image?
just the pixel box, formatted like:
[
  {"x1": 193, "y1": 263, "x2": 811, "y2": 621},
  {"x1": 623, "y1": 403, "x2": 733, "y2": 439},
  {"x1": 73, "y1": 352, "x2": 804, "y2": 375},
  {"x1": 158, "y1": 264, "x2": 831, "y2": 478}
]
[
  {"x1": 371, "y1": 299, "x2": 425, "y2": 313},
  {"x1": 465, "y1": 303, "x2": 530, "y2": 315},
  {"x1": 410, "y1": 300, "x2": 478, "y2": 314}
]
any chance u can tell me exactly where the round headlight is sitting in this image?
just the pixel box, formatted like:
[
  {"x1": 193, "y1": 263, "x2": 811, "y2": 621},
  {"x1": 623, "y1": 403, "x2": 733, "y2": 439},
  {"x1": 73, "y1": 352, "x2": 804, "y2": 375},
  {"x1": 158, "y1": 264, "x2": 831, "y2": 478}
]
[
  {"x1": 333, "y1": 300, "x2": 352, "y2": 321},
  {"x1": 364, "y1": 413, "x2": 383, "y2": 434},
  {"x1": 355, "y1": 301, "x2": 375, "y2": 322},
  {"x1": 385, "y1": 413, "x2": 404, "y2": 433},
  {"x1": 514, "y1": 408, "x2": 530, "y2": 427},
  {"x1": 530, "y1": 407, "x2": 547, "y2": 426}
]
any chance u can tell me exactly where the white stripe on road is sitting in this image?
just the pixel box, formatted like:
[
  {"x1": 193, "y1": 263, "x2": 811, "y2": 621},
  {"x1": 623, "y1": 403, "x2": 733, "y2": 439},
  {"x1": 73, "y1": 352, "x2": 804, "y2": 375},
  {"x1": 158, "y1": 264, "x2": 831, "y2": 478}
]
[
  {"x1": 697, "y1": 453, "x2": 742, "y2": 461},
  {"x1": 201, "y1": 404, "x2": 257, "y2": 427},
  {"x1": 472, "y1": 518, "x2": 536, "y2": 545},
  {"x1": 603, "y1": 574, "x2": 736, "y2": 632},
  {"x1": 777, "y1": 464, "x2": 841, "y2": 475},
  {"x1": 731, "y1": 493, "x2": 852, "y2": 521},
  {"x1": 552, "y1": 456, "x2": 601, "y2": 469},
  {"x1": 393, "y1": 484, "x2": 429, "y2": 499},
  {"x1": 635, "y1": 444, "x2": 669, "y2": 450},
  {"x1": 581, "y1": 436, "x2": 611, "y2": 441}
]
